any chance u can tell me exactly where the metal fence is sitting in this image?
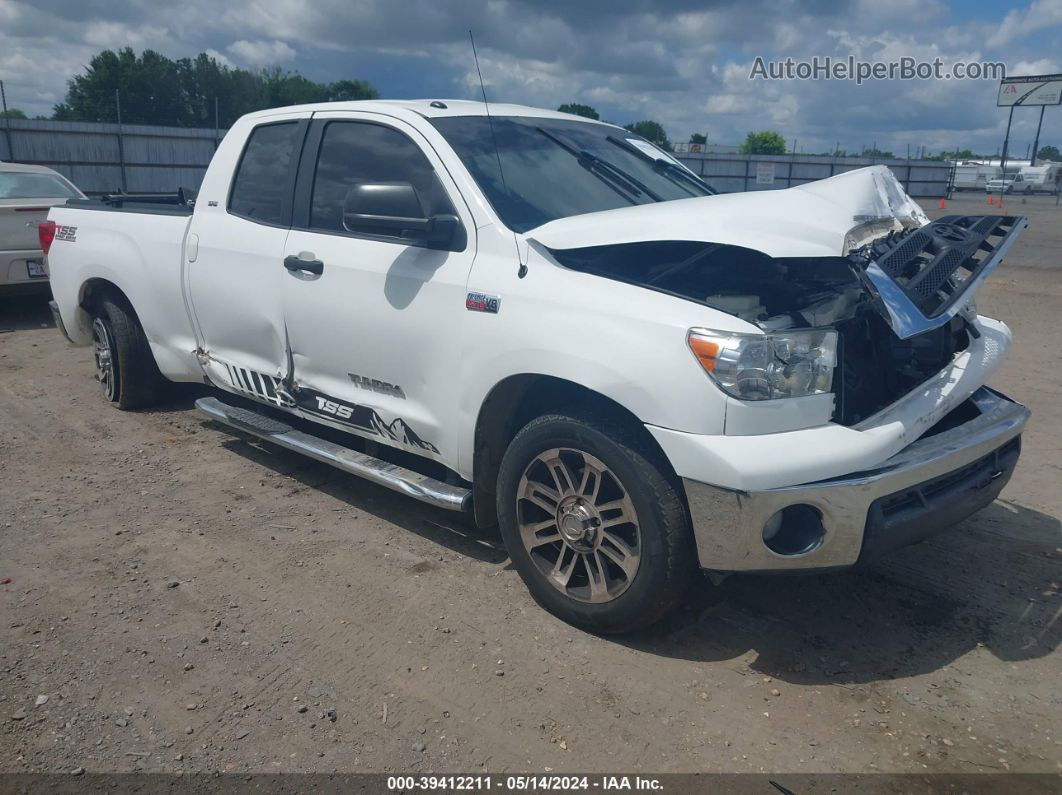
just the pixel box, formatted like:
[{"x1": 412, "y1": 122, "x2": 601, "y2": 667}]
[
  {"x1": 2, "y1": 117, "x2": 957, "y2": 199},
  {"x1": 0, "y1": 118, "x2": 223, "y2": 194},
  {"x1": 674, "y1": 151, "x2": 955, "y2": 197}
]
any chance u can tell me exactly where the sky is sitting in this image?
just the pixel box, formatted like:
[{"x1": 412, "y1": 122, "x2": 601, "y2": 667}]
[{"x1": 1, "y1": 0, "x2": 1061, "y2": 156}]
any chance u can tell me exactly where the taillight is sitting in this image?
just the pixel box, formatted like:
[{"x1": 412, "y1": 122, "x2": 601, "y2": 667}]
[{"x1": 38, "y1": 221, "x2": 57, "y2": 255}]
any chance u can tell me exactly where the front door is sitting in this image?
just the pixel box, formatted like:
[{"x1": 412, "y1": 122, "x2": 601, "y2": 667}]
[
  {"x1": 186, "y1": 116, "x2": 307, "y2": 404},
  {"x1": 281, "y1": 112, "x2": 476, "y2": 461}
]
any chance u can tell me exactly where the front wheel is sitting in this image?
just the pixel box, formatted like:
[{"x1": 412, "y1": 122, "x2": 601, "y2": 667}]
[{"x1": 496, "y1": 411, "x2": 696, "y2": 633}]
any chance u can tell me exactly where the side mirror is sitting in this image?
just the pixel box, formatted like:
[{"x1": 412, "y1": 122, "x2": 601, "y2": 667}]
[{"x1": 342, "y1": 183, "x2": 460, "y2": 251}]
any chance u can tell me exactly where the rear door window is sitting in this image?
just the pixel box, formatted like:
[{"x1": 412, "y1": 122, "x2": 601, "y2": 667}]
[{"x1": 228, "y1": 122, "x2": 302, "y2": 225}]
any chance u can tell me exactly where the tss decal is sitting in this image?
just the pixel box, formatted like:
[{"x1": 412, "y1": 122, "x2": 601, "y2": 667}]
[{"x1": 315, "y1": 396, "x2": 354, "y2": 419}]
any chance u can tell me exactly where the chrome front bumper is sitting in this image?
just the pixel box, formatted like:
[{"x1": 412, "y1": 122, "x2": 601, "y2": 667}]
[{"x1": 684, "y1": 388, "x2": 1029, "y2": 572}]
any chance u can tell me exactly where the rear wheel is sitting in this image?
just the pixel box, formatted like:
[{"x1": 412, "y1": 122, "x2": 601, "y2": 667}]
[
  {"x1": 497, "y1": 411, "x2": 696, "y2": 633},
  {"x1": 90, "y1": 296, "x2": 164, "y2": 410}
]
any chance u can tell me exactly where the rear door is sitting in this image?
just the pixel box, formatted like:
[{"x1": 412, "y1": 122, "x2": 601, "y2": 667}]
[
  {"x1": 185, "y1": 115, "x2": 308, "y2": 403},
  {"x1": 280, "y1": 111, "x2": 476, "y2": 461}
]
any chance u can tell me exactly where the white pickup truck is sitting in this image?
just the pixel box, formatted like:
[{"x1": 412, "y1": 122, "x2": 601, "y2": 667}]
[{"x1": 44, "y1": 100, "x2": 1029, "y2": 632}]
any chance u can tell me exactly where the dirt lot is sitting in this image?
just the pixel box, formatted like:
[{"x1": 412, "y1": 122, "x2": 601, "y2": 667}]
[{"x1": 0, "y1": 193, "x2": 1059, "y2": 777}]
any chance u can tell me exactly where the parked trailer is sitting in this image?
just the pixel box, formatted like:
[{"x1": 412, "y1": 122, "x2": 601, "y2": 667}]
[
  {"x1": 1017, "y1": 163, "x2": 1061, "y2": 194},
  {"x1": 953, "y1": 163, "x2": 1000, "y2": 191}
]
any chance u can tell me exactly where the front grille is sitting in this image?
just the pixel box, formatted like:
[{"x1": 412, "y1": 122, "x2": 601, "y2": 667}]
[
  {"x1": 869, "y1": 215, "x2": 1021, "y2": 318},
  {"x1": 834, "y1": 311, "x2": 969, "y2": 426}
]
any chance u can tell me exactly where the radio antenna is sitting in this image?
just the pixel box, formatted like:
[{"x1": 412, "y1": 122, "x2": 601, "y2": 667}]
[{"x1": 469, "y1": 30, "x2": 508, "y2": 194}]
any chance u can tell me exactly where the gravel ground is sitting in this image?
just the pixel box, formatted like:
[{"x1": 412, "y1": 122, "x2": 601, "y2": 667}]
[{"x1": 0, "y1": 193, "x2": 1059, "y2": 776}]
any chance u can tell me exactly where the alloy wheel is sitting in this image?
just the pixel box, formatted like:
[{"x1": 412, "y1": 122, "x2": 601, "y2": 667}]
[
  {"x1": 92, "y1": 317, "x2": 117, "y2": 401},
  {"x1": 516, "y1": 448, "x2": 641, "y2": 604}
]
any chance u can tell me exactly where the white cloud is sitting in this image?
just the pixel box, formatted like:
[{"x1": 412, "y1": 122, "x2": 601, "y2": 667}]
[
  {"x1": 704, "y1": 94, "x2": 757, "y2": 115},
  {"x1": 1011, "y1": 58, "x2": 1061, "y2": 75},
  {"x1": 987, "y1": 0, "x2": 1062, "y2": 48},
  {"x1": 0, "y1": 0, "x2": 1058, "y2": 154},
  {"x1": 0, "y1": 0, "x2": 19, "y2": 24},
  {"x1": 226, "y1": 39, "x2": 296, "y2": 67},
  {"x1": 204, "y1": 48, "x2": 234, "y2": 68},
  {"x1": 83, "y1": 21, "x2": 172, "y2": 51}
]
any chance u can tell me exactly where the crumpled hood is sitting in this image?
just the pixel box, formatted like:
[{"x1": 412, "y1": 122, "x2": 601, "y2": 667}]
[{"x1": 527, "y1": 165, "x2": 929, "y2": 258}]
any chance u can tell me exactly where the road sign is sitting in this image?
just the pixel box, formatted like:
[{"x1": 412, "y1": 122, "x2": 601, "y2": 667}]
[{"x1": 997, "y1": 74, "x2": 1062, "y2": 106}]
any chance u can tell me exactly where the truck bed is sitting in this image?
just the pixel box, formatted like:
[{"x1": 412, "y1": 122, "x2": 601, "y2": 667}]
[
  {"x1": 62, "y1": 195, "x2": 195, "y2": 217},
  {"x1": 46, "y1": 200, "x2": 201, "y2": 381}
]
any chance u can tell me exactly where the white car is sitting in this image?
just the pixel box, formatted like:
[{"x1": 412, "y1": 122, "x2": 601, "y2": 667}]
[
  {"x1": 0, "y1": 162, "x2": 85, "y2": 292},
  {"x1": 43, "y1": 101, "x2": 1029, "y2": 632},
  {"x1": 985, "y1": 176, "x2": 1017, "y2": 194}
]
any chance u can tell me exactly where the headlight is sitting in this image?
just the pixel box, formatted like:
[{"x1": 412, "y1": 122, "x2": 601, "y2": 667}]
[{"x1": 687, "y1": 327, "x2": 838, "y2": 400}]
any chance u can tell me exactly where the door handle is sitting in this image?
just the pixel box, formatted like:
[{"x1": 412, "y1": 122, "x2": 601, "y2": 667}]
[{"x1": 283, "y1": 253, "x2": 324, "y2": 275}]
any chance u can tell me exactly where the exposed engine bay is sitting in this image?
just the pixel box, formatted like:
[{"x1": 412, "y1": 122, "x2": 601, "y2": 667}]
[{"x1": 549, "y1": 238, "x2": 971, "y2": 425}]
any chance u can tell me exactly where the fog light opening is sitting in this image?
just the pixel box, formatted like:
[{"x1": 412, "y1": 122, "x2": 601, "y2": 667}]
[{"x1": 762, "y1": 504, "x2": 826, "y2": 556}]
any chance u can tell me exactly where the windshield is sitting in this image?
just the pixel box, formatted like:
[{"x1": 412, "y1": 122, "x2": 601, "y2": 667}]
[
  {"x1": 0, "y1": 172, "x2": 82, "y2": 200},
  {"x1": 431, "y1": 116, "x2": 714, "y2": 232}
]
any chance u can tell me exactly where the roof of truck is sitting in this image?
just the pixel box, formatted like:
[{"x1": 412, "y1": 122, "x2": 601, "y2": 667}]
[{"x1": 243, "y1": 99, "x2": 611, "y2": 124}]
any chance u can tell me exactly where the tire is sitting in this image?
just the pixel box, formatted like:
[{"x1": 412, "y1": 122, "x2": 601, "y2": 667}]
[
  {"x1": 90, "y1": 295, "x2": 164, "y2": 410},
  {"x1": 496, "y1": 410, "x2": 696, "y2": 634}
]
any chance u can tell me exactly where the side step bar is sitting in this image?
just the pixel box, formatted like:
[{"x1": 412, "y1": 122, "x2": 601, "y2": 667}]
[{"x1": 195, "y1": 397, "x2": 471, "y2": 512}]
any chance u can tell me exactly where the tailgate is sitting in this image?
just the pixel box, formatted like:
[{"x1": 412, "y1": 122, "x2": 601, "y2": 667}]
[
  {"x1": 0, "y1": 204, "x2": 54, "y2": 251},
  {"x1": 1, "y1": 197, "x2": 69, "y2": 249},
  {"x1": 851, "y1": 214, "x2": 1027, "y2": 339}
]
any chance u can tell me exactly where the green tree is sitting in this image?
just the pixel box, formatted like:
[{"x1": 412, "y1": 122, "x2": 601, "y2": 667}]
[
  {"x1": 557, "y1": 102, "x2": 599, "y2": 120},
  {"x1": 53, "y1": 48, "x2": 183, "y2": 124},
  {"x1": 624, "y1": 120, "x2": 671, "y2": 150},
  {"x1": 327, "y1": 79, "x2": 379, "y2": 102},
  {"x1": 0, "y1": 108, "x2": 27, "y2": 119},
  {"x1": 862, "y1": 147, "x2": 895, "y2": 159},
  {"x1": 259, "y1": 67, "x2": 327, "y2": 107},
  {"x1": 1037, "y1": 144, "x2": 1061, "y2": 161},
  {"x1": 739, "y1": 130, "x2": 786, "y2": 155},
  {"x1": 689, "y1": 132, "x2": 707, "y2": 145},
  {"x1": 173, "y1": 52, "x2": 261, "y2": 128},
  {"x1": 52, "y1": 48, "x2": 379, "y2": 128}
]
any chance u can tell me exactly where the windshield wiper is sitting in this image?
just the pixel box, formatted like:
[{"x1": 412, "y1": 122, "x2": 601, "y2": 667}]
[
  {"x1": 606, "y1": 135, "x2": 715, "y2": 196},
  {"x1": 534, "y1": 127, "x2": 663, "y2": 203}
]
